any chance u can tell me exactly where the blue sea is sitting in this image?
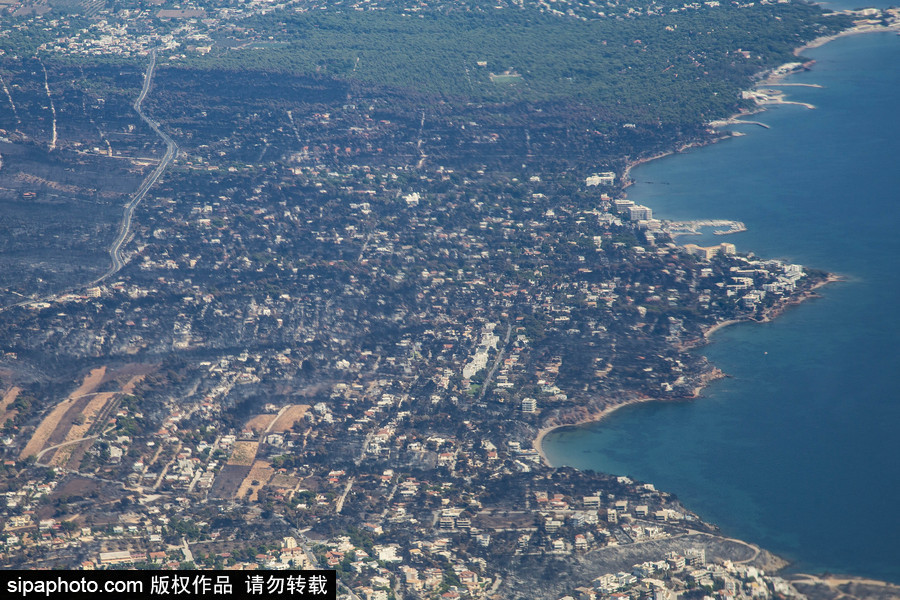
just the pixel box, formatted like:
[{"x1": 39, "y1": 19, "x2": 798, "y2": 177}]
[{"x1": 542, "y1": 19, "x2": 900, "y2": 583}]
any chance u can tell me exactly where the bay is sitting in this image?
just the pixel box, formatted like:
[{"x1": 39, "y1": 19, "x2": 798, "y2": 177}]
[{"x1": 542, "y1": 30, "x2": 900, "y2": 581}]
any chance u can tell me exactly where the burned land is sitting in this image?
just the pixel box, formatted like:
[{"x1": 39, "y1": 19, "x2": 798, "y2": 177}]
[{"x1": 0, "y1": 0, "x2": 869, "y2": 597}]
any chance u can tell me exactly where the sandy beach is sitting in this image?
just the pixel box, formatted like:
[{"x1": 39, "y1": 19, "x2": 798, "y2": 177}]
[
  {"x1": 701, "y1": 21, "x2": 900, "y2": 139},
  {"x1": 791, "y1": 21, "x2": 900, "y2": 59},
  {"x1": 534, "y1": 396, "x2": 660, "y2": 465},
  {"x1": 622, "y1": 140, "x2": 709, "y2": 188},
  {"x1": 702, "y1": 319, "x2": 743, "y2": 340},
  {"x1": 532, "y1": 357, "x2": 726, "y2": 464}
]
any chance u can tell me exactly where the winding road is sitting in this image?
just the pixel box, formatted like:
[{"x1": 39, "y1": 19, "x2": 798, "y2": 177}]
[
  {"x1": 0, "y1": 51, "x2": 176, "y2": 313},
  {"x1": 95, "y1": 49, "x2": 178, "y2": 283}
]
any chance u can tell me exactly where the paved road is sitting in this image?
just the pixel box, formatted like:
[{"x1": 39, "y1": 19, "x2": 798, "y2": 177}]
[
  {"x1": 34, "y1": 434, "x2": 100, "y2": 465},
  {"x1": 95, "y1": 49, "x2": 178, "y2": 283},
  {"x1": 0, "y1": 50, "x2": 178, "y2": 314},
  {"x1": 478, "y1": 323, "x2": 513, "y2": 402},
  {"x1": 335, "y1": 476, "x2": 355, "y2": 514}
]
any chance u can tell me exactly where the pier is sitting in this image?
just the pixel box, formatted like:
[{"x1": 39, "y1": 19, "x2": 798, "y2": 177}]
[
  {"x1": 763, "y1": 83, "x2": 824, "y2": 88},
  {"x1": 665, "y1": 219, "x2": 747, "y2": 236},
  {"x1": 708, "y1": 118, "x2": 770, "y2": 129}
]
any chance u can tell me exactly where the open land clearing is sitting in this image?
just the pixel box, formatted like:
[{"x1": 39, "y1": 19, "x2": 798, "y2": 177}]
[
  {"x1": 269, "y1": 404, "x2": 309, "y2": 433},
  {"x1": 236, "y1": 460, "x2": 275, "y2": 502},
  {"x1": 226, "y1": 441, "x2": 259, "y2": 466},
  {"x1": 0, "y1": 386, "x2": 21, "y2": 425},
  {"x1": 21, "y1": 366, "x2": 149, "y2": 466},
  {"x1": 243, "y1": 413, "x2": 278, "y2": 435},
  {"x1": 20, "y1": 367, "x2": 107, "y2": 460},
  {"x1": 46, "y1": 373, "x2": 145, "y2": 468}
]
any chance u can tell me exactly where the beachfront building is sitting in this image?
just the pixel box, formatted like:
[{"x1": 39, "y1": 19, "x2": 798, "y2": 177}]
[
  {"x1": 627, "y1": 205, "x2": 653, "y2": 221},
  {"x1": 683, "y1": 243, "x2": 736, "y2": 260},
  {"x1": 586, "y1": 172, "x2": 616, "y2": 186}
]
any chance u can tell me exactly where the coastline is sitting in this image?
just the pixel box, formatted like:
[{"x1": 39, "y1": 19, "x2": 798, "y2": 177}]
[
  {"x1": 607, "y1": 19, "x2": 853, "y2": 445},
  {"x1": 702, "y1": 319, "x2": 743, "y2": 340},
  {"x1": 535, "y1": 270, "x2": 842, "y2": 464},
  {"x1": 534, "y1": 367, "x2": 727, "y2": 466},
  {"x1": 622, "y1": 140, "x2": 709, "y2": 189},
  {"x1": 534, "y1": 396, "x2": 661, "y2": 466},
  {"x1": 549, "y1": 34, "x2": 851, "y2": 495},
  {"x1": 790, "y1": 573, "x2": 900, "y2": 600},
  {"x1": 535, "y1": 11, "x2": 900, "y2": 591},
  {"x1": 542, "y1": 159, "x2": 844, "y2": 463},
  {"x1": 624, "y1": 22, "x2": 900, "y2": 173},
  {"x1": 757, "y1": 272, "x2": 844, "y2": 322},
  {"x1": 790, "y1": 21, "x2": 900, "y2": 58}
]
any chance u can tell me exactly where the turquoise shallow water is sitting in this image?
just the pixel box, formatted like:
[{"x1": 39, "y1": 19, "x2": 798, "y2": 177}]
[{"x1": 542, "y1": 31, "x2": 900, "y2": 581}]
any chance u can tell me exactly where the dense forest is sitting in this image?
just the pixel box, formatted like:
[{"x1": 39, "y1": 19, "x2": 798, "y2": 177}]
[
  {"x1": 186, "y1": 1, "x2": 851, "y2": 124},
  {"x1": 0, "y1": 0, "x2": 853, "y2": 125}
]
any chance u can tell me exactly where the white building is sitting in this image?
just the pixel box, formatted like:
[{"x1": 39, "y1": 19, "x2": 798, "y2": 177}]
[
  {"x1": 586, "y1": 172, "x2": 616, "y2": 186},
  {"x1": 627, "y1": 205, "x2": 653, "y2": 221}
]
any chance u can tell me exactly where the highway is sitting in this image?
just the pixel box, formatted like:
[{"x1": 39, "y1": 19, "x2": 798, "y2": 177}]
[
  {"x1": 96, "y1": 49, "x2": 178, "y2": 283},
  {"x1": 0, "y1": 50, "x2": 176, "y2": 313}
]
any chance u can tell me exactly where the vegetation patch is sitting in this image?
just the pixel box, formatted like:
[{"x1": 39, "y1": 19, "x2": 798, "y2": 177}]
[
  {"x1": 236, "y1": 460, "x2": 275, "y2": 502},
  {"x1": 490, "y1": 70, "x2": 523, "y2": 84},
  {"x1": 185, "y1": 4, "x2": 850, "y2": 125},
  {"x1": 0, "y1": 386, "x2": 21, "y2": 426},
  {"x1": 227, "y1": 441, "x2": 259, "y2": 467}
]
